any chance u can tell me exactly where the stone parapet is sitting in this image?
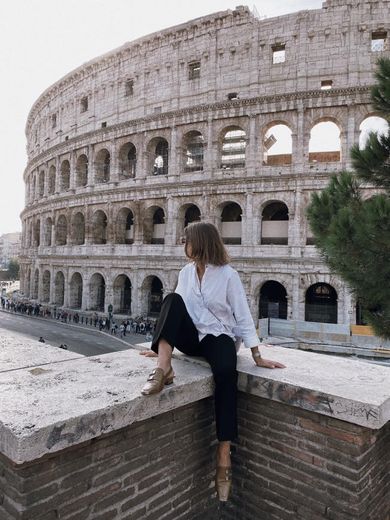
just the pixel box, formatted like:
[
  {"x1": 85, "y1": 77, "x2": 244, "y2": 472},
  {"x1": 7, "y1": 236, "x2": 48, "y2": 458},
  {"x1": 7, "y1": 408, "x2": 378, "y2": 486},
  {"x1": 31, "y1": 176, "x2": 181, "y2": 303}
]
[{"x1": 0, "y1": 332, "x2": 389, "y2": 519}]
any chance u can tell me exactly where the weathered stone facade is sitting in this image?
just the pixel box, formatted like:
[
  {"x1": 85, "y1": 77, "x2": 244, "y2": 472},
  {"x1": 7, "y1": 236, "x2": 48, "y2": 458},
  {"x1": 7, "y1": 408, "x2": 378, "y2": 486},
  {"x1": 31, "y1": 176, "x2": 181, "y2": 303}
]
[{"x1": 20, "y1": 1, "x2": 390, "y2": 323}]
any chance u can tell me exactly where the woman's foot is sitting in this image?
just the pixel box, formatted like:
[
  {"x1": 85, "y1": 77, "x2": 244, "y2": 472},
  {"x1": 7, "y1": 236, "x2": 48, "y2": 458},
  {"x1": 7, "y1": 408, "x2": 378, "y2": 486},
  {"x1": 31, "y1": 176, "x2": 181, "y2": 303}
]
[
  {"x1": 141, "y1": 366, "x2": 174, "y2": 395},
  {"x1": 216, "y1": 442, "x2": 232, "y2": 502},
  {"x1": 139, "y1": 350, "x2": 158, "y2": 357}
]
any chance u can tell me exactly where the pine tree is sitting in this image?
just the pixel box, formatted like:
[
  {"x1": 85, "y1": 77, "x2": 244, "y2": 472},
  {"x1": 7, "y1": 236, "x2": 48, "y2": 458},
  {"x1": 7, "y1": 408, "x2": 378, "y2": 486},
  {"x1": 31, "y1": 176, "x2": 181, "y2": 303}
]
[{"x1": 307, "y1": 58, "x2": 390, "y2": 338}]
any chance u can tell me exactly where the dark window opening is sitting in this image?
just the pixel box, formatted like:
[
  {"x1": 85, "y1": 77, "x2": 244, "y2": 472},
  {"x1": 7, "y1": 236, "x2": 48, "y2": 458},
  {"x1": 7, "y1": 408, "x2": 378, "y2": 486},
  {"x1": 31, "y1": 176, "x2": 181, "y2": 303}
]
[
  {"x1": 272, "y1": 44, "x2": 285, "y2": 64},
  {"x1": 321, "y1": 80, "x2": 333, "y2": 90},
  {"x1": 371, "y1": 31, "x2": 387, "y2": 52},
  {"x1": 188, "y1": 61, "x2": 201, "y2": 80},
  {"x1": 125, "y1": 79, "x2": 134, "y2": 97},
  {"x1": 80, "y1": 97, "x2": 88, "y2": 113}
]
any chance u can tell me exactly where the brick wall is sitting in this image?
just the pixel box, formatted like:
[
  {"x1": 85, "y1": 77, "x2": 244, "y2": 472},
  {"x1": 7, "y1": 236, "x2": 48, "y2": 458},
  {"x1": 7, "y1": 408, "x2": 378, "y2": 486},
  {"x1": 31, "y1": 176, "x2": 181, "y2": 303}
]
[
  {"x1": 0, "y1": 394, "x2": 388, "y2": 520},
  {"x1": 225, "y1": 394, "x2": 390, "y2": 520},
  {"x1": 0, "y1": 399, "x2": 219, "y2": 520}
]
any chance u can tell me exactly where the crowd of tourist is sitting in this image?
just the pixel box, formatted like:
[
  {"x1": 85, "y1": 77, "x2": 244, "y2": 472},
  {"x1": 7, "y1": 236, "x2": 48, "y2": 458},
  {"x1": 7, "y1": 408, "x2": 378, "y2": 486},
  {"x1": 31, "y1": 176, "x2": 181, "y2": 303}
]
[{"x1": 0, "y1": 296, "x2": 157, "y2": 339}]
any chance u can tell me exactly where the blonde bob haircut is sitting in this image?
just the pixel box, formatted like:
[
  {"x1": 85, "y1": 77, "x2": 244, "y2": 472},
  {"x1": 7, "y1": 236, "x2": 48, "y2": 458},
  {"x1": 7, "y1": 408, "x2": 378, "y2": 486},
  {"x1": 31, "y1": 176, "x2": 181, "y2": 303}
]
[{"x1": 184, "y1": 222, "x2": 230, "y2": 266}]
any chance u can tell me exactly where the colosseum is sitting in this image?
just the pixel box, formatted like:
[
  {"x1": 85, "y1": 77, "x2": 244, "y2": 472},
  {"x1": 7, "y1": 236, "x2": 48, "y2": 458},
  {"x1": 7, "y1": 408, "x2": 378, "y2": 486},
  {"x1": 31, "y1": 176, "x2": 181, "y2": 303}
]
[{"x1": 20, "y1": 0, "x2": 389, "y2": 327}]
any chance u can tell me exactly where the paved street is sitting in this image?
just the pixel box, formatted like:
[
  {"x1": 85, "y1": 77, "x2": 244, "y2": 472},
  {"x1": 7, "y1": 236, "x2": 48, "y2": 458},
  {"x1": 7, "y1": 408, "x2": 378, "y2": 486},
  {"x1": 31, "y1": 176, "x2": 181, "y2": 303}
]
[{"x1": 0, "y1": 310, "x2": 150, "y2": 357}]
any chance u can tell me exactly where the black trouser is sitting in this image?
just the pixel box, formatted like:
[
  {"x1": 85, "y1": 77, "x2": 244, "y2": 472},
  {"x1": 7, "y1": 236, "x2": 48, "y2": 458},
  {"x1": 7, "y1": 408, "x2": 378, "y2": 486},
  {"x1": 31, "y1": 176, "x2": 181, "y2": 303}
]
[{"x1": 151, "y1": 292, "x2": 238, "y2": 442}]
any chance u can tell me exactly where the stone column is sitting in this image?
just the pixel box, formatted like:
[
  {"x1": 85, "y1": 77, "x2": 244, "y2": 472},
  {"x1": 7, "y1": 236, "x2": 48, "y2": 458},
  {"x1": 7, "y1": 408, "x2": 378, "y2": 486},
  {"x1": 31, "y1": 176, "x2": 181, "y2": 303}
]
[
  {"x1": 246, "y1": 114, "x2": 258, "y2": 176},
  {"x1": 70, "y1": 151, "x2": 76, "y2": 191},
  {"x1": 345, "y1": 110, "x2": 357, "y2": 170},
  {"x1": 165, "y1": 196, "x2": 177, "y2": 245},
  {"x1": 82, "y1": 273, "x2": 90, "y2": 311},
  {"x1": 169, "y1": 127, "x2": 178, "y2": 180},
  {"x1": 87, "y1": 145, "x2": 95, "y2": 186},
  {"x1": 55, "y1": 157, "x2": 61, "y2": 194},
  {"x1": 49, "y1": 266, "x2": 55, "y2": 304},
  {"x1": 110, "y1": 139, "x2": 119, "y2": 183},
  {"x1": 204, "y1": 117, "x2": 216, "y2": 174},
  {"x1": 293, "y1": 105, "x2": 306, "y2": 171},
  {"x1": 243, "y1": 192, "x2": 254, "y2": 246},
  {"x1": 63, "y1": 270, "x2": 70, "y2": 308},
  {"x1": 291, "y1": 274, "x2": 300, "y2": 320}
]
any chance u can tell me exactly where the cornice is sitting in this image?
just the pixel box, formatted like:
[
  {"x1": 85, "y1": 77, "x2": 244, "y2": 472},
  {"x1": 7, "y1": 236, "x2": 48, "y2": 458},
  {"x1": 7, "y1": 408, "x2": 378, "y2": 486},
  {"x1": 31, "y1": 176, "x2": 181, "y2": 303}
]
[{"x1": 24, "y1": 85, "x2": 372, "y2": 177}]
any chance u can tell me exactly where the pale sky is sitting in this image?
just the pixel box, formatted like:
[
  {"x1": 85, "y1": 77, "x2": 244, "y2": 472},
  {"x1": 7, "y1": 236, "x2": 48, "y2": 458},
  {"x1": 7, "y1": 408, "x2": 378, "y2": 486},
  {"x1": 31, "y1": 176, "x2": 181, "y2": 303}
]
[{"x1": 0, "y1": 0, "x2": 323, "y2": 235}]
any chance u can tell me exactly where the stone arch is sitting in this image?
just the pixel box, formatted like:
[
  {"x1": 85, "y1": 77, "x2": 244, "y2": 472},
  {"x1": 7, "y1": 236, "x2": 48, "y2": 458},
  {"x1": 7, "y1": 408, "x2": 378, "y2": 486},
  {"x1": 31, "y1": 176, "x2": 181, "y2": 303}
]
[
  {"x1": 55, "y1": 215, "x2": 68, "y2": 246},
  {"x1": 92, "y1": 210, "x2": 108, "y2": 244},
  {"x1": 76, "y1": 154, "x2": 88, "y2": 187},
  {"x1": 60, "y1": 160, "x2": 70, "y2": 191},
  {"x1": 54, "y1": 271, "x2": 65, "y2": 306},
  {"x1": 119, "y1": 142, "x2": 137, "y2": 179},
  {"x1": 32, "y1": 268, "x2": 39, "y2": 299},
  {"x1": 89, "y1": 273, "x2": 106, "y2": 311},
  {"x1": 261, "y1": 201, "x2": 289, "y2": 245},
  {"x1": 358, "y1": 115, "x2": 388, "y2": 149},
  {"x1": 142, "y1": 275, "x2": 164, "y2": 316},
  {"x1": 309, "y1": 119, "x2": 341, "y2": 163},
  {"x1": 177, "y1": 203, "x2": 201, "y2": 241},
  {"x1": 220, "y1": 126, "x2": 246, "y2": 169},
  {"x1": 69, "y1": 272, "x2": 83, "y2": 309},
  {"x1": 34, "y1": 220, "x2": 41, "y2": 247},
  {"x1": 44, "y1": 217, "x2": 53, "y2": 246},
  {"x1": 258, "y1": 280, "x2": 288, "y2": 319},
  {"x1": 42, "y1": 270, "x2": 51, "y2": 303},
  {"x1": 95, "y1": 148, "x2": 110, "y2": 183},
  {"x1": 113, "y1": 274, "x2": 132, "y2": 314},
  {"x1": 116, "y1": 207, "x2": 134, "y2": 244},
  {"x1": 71, "y1": 212, "x2": 85, "y2": 245},
  {"x1": 262, "y1": 122, "x2": 292, "y2": 165},
  {"x1": 144, "y1": 205, "x2": 165, "y2": 244},
  {"x1": 48, "y1": 165, "x2": 56, "y2": 195},
  {"x1": 38, "y1": 170, "x2": 45, "y2": 197},
  {"x1": 218, "y1": 201, "x2": 242, "y2": 244},
  {"x1": 305, "y1": 283, "x2": 338, "y2": 324},
  {"x1": 183, "y1": 131, "x2": 204, "y2": 172},
  {"x1": 148, "y1": 137, "x2": 169, "y2": 176}
]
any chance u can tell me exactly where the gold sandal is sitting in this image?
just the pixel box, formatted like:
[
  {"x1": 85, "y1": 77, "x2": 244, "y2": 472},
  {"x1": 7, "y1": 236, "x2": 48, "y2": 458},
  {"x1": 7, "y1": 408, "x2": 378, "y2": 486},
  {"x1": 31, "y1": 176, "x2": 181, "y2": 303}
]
[
  {"x1": 215, "y1": 465, "x2": 232, "y2": 502},
  {"x1": 141, "y1": 367, "x2": 174, "y2": 395}
]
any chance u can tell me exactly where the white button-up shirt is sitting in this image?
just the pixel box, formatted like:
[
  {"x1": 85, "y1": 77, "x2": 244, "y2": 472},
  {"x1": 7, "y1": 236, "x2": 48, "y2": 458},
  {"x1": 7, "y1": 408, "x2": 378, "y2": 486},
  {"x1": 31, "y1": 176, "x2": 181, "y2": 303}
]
[{"x1": 175, "y1": 262, "x2": 260, "y2": 348}]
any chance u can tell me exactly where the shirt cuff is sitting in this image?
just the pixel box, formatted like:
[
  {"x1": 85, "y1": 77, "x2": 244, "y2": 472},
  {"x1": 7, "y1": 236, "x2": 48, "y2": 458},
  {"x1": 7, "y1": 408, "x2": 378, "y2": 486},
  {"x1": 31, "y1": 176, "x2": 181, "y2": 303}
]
[{"x1": 243, "y1": 335, "x2": 261, "y2": 349}]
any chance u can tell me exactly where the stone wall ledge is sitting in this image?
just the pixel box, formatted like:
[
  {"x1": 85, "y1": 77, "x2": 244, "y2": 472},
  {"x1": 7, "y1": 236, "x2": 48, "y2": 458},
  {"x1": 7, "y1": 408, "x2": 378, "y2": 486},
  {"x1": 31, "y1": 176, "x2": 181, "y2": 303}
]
[{"x1": 0, "y1": 332, "x2": 389, "y2": 465}]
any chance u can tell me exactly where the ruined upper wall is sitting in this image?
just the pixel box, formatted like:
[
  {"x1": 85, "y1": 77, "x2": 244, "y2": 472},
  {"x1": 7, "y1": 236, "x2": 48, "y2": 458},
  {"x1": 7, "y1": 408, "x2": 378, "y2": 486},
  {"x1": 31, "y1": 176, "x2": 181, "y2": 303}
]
[{"x1": 25, "y1": 1, "x2": 390, "y2": 159}]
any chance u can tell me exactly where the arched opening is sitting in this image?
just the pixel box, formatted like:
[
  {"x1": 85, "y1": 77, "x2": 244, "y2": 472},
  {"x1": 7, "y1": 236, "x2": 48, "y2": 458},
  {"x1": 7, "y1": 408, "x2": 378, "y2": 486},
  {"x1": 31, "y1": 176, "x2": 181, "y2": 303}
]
[
  {"x1": 356, "y1": 300, "x2": 368, "y2": 326},
  {"x1": 89, "y1": 273, "x2": 105, "y2": 311},
  {"x1": 48, "y1": 165, "x2": 56, "y2": 195},
  {"x1": 38, "y1": 171, "x2": 45, "y2": 197},
  {"x1": 69, "y1": 272, "x2": 83, "y2": 309},
  {"x1": 146, "y1": 276, "x2": 163, "y2": 316},
  {"x1": 44, "y1": 218, "x2": 52, "y2": 246},
  {"x1": 221, "y1": 127, "x2": 246, "y2": 169},
  {"x1": 95, "y1": 149, "x2": 110, "y2": 183},
  {"x1": 305, "y1": 283, "x2": 338, "y2": 324},
  {"x1": 116, "y1": 208, "x2": 134, "y2": 244},
  {"x1": 263, "y1": 124, "x2": 292, "y2": 165},
  {"x1": 55, "y1": 215, "x2": 68, "y2": 246},
  {"x1": 184, "y1": 205, "x2": 201, "y2": 227},
  {"x1": 42, "y1": 270, "x2": 50, "y2": 303},
  {"x1": 71, "y1": 212, "x2": 85, "y2": 245},
  {"x1": 32, "y1": 269, "x2": 39, "y2": 299},
  {"x1": 76, "y1": 154, "x2": 88, "y2": 187},
  {"x1": 119, "y1": 142, "x2": 137, "y2": 179},
  {"x1": 144, "y1": 207, "x2": 165, "y2": 244},
  {"x1": 261, "y1": 202, "x2": 289, "y2": 245},
  {"x1": 183, "y1": 131, "x2": 204, "y2": 172},
  {"x1": 259, "y1": 281, "x2": 287, "y2": 319},
  {"x1": 54, "y1": 271, "x2": 65, "y2": 306},
  {"x1": 113, "y1": 274, "x2": 132, "y2": 314},
  {"x1": 25, "y1": 268, "x2": 31, "y2": 297},
  {"x1": 220, "y1": 202, "x2": 242, "y2": 244},
  {"x1": 309, "y1": 121, "x2": 341, "y2": 163},
  {"x1": 358, "y1": 116, "x2": 388, "y2": 149},
  {"x1": 149, "y1": 138, "x2": 169, "y2": 176},
  {"x1": 92, "y1": 210, "x2": 108, "y2": 244},
  {"x1": 60, "y1": 160, "x2": 70, "y2": 191},
  {"x1": 34, "y1": 220, "x2": 41, "y2": 247}
]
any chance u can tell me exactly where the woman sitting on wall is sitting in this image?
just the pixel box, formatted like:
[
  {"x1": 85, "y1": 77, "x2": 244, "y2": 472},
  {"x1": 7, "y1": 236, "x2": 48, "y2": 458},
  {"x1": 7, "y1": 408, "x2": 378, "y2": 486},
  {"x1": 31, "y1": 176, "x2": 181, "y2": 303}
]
[{"x1": 140, "y1": 221, "x2": 286, "y2": 501}]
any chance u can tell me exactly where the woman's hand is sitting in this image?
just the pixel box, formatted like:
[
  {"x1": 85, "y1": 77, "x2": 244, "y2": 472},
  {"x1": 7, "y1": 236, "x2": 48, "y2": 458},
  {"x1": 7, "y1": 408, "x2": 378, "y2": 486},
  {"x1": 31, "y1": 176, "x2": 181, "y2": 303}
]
[{"x1": 253, "y1": 356, "x2": 286, "y2": 369}]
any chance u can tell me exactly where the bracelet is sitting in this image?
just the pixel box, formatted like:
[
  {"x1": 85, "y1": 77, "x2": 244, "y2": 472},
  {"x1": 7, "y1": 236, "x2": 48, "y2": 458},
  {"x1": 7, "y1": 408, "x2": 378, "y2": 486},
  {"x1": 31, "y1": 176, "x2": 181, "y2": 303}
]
[{"x1": 252, "y1": 352, "x2": 262, "y2": 359}]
